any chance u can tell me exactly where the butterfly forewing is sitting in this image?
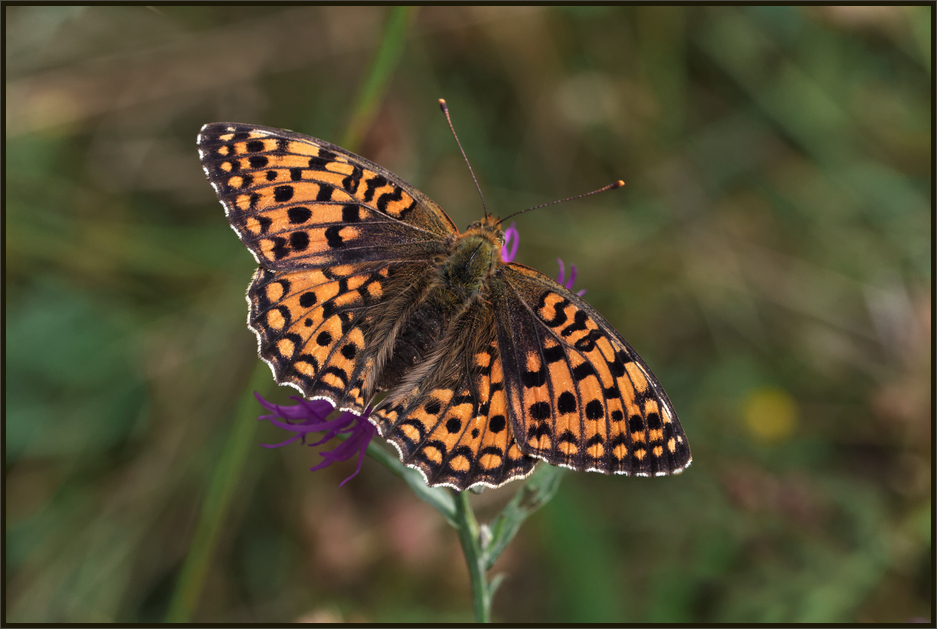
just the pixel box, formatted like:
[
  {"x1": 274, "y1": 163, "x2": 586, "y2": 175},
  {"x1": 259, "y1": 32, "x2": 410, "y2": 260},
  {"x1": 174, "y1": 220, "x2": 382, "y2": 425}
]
[
  {"x1": 197, "y1": 123, "x2": 456, "y2": 270},
  {"x1": 496, "y1": 264, "x2": 691, "y2": 477}
]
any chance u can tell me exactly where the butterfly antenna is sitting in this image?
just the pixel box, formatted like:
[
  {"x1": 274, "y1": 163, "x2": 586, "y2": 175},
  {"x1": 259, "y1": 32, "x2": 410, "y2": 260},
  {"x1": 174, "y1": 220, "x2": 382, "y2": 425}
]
[
  {"x1": 497, "y1": 180, "x2": 625, "y2": 225},
  {"x1": 439, "y1": 99, "x2": 489, "y2": 218}
]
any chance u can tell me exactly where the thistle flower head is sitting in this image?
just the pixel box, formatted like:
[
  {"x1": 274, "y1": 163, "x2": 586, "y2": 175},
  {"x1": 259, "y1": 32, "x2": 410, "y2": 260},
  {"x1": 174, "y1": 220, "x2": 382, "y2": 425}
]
[{"x1": 255, "y1": 393, "x2": 376, "y2": 487}]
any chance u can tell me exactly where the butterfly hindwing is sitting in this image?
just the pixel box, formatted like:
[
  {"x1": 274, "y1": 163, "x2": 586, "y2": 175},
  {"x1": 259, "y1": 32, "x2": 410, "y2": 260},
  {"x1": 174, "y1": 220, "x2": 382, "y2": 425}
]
[
  {"x1": 369, "y1": 329, "x2": 537, "y2": 490},
  {"x1": 495, "y1": 264, "x2": 691, "y2": 477},
  {"x1": 247, "y1": 263, "x2": 398, "y2": 412}
]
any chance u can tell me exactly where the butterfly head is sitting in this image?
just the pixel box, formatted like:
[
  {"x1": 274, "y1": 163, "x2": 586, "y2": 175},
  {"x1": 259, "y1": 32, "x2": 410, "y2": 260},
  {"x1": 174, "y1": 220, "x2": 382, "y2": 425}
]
[{"x1": 464, "y1": 214, "x2": 505, "y2": 245}]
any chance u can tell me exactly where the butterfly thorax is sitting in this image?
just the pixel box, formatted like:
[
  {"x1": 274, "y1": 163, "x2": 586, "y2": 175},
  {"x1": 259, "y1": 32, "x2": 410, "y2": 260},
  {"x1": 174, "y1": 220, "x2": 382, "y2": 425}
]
[{"x1": 440, "y1": 222, "x2": 504, "y2": 301}]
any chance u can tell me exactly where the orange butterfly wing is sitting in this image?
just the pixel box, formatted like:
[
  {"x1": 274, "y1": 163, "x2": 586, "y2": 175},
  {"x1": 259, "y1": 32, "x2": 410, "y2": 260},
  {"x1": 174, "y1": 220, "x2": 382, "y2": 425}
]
[{"x1": 495, "y1": 264, "x2": 691, "y2": 477}]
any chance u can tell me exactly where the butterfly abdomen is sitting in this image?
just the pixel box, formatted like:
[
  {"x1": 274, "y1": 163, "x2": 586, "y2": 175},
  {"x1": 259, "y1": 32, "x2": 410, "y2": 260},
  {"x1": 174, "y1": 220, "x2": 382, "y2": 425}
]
[
  {"x1": 364, "y1": 231, "x2": 502, "y2": 413},
  {"x1": 375, "y1": 298, "x2": 447, "y2": 391}
]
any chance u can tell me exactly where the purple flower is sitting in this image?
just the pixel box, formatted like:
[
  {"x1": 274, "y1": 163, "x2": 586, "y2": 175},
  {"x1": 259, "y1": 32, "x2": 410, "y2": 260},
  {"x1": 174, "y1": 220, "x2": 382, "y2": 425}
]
[
  {"x1": 255, "y1": 392, "x2": 376, "y2": 487},
  {"x1": 501, "y1": 222, "x2": 520, "y2": 263},
  {"x1": 501, "y1": 222, "x2": 586, "y2": 295},
  {"x1": 555, "y1": 258, "x2": 586, "y2": 297}
]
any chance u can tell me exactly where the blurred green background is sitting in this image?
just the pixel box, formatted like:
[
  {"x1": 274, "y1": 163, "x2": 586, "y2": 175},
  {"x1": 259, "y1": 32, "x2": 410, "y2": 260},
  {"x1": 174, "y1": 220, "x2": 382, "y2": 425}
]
[{"x1": 5, "y1": 5, "x2": 932, "y2": 623}]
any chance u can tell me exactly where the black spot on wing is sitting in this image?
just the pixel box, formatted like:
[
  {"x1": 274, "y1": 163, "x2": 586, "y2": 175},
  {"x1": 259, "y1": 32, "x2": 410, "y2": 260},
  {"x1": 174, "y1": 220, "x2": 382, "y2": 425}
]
[
  {"x1": 522, "y1": 365, "x2": 547, "y2": 388},
  {"x1": 585, "y1": 400, "x2": 604, "y2": 420},
  {"x1": 537, "y1": 293, "x2": 569, "y2": 327},
  {"x1": 561, "y1": 310, "x2": 588, "y2": 337},
  {"x1": 274, "y1": 185, "x2": 294, "y2": 202},
  {"x1": 289, "y1": 231, "x2": 309, "y2": 251},
  {"x1": 288, "y1": 206, "x2": 312, "y2": 224},
  {"x1": 529, "y1": 401, "x2": 551, "y2": 421},
  {"x1": 572, "y1": 363, "x2": 596, "y2": 381},
  {"x1": 558, "y1": 391, "x2": 577, "y2": 414},
  {"x1": 543, "y1": 345, "x2": 565, "y2": 363},
  {"x1": 325, "y1": 225, "x2": 345, "y2": 248}
]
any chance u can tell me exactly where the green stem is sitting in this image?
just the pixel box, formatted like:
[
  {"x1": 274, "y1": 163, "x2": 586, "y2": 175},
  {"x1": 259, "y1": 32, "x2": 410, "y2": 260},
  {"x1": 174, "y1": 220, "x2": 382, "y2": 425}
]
[
  {"x1": 341, "y1": 6, "x2": 415, "y2": 151},
  {"x1": 453, "y1": 490, "x2": 491, "y2": 623},
  {"x1": 365, "y1": 440, "x2": 457, "y2": 526},
  {"x1": 165, "y1": 363, "x2": 271, "y2": 622},
  {"x1": 444, "y1": 466, "x2": 565, "y2": 622}
]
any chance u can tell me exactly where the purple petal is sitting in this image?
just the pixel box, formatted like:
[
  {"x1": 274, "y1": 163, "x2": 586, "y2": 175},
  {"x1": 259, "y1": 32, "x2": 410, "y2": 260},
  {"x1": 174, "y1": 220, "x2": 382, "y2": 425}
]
[
  {"x1": 255, "y1": 392, "x2": 333, "y2": 422},
  {"x1": 567, "y1": 263, "x2": 578, "y2": 289},
  {"x1": 502, "y1": 222, "x2": 519, "y2": 262},
  {"x1": 260, "y1": 434, "x2": 303, "y2": 448},
  {"x1": 339, "y1": 431, "x2": 373, "y2": 487},
  {"x1": 556, "y1": 258, "x2": 587, "y2": 296},
  {"x1": 254, "y1": 393, "x2": 377, "y2": 486}
]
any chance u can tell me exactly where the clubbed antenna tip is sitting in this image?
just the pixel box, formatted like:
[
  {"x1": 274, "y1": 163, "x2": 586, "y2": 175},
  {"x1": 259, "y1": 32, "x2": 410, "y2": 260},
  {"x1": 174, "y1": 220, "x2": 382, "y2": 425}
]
[{"x1": 497, "y1": 179, "x2": 626, "y2": 225}]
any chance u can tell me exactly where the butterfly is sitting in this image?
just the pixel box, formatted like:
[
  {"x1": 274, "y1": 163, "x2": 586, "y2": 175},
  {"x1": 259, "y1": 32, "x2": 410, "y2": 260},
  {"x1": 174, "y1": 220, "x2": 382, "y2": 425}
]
[{"x1": 198, "y1": 118, "x2": 691, "y2": 491}]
